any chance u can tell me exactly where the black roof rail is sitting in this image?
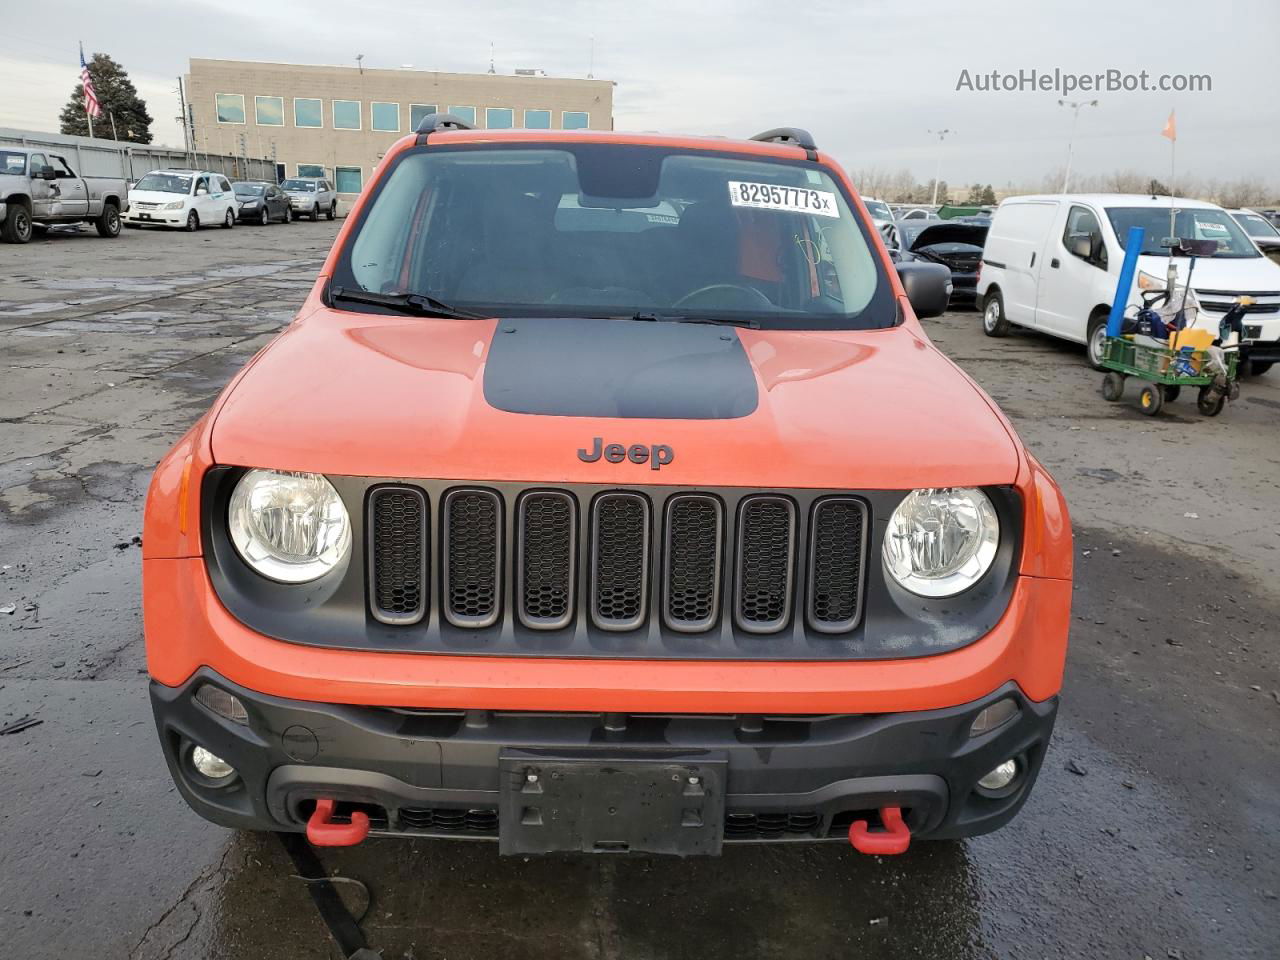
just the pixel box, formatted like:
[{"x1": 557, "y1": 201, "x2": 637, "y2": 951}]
[
  {"x1": 415, "y1": 112, "x2": 474, "y2": 139},
  {"x1": 750, "y1": 127, "x2": 818, "y2": 159}
]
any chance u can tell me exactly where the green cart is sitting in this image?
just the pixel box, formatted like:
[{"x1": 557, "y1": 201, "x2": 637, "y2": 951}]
[{"x1": 1099, "y1": 336, "x2": 1238, "y2": 417}]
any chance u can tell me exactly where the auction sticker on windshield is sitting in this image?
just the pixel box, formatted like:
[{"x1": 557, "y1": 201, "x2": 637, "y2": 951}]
[{"x1": 728, "y1": 181, "x2": 839, "y2": 218}]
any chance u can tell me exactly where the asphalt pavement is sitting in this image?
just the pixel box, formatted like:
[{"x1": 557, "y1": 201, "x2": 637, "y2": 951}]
[{"x1": 1, "y1": 220, "x2": 1277, "y2": 959}]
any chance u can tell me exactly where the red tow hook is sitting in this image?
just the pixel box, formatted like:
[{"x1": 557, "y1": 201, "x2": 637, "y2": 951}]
[
  {"x1": 306, "y1": 797, "x2": 370, "y2": 847},
  {"x1": 848, "y1": 806, "x2": 911, "y2": 855}
]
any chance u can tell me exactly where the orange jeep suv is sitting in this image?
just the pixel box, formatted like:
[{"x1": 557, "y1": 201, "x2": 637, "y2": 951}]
[{"x1": 143, "y1": 118, "x2": 1071, "y2": 856}]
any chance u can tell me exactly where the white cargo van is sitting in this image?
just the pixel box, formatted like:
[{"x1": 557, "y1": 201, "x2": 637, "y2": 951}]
[{"x1": 976, "y1": 194, "x2": 1280, "y2": 375}]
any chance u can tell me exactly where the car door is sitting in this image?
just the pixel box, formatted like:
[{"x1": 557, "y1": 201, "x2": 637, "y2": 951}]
[
  {"x1": 192, "y1": 175, "x2": 214, "y2": 221},
  {"x1": 49, "y1": 155, "x2": 89, "y2": 217},
  {"x1": 1034, "y1": 203, "x2": 1111, "y2": 340},
  {"x1": 27, "y1": 153, "x2": 56, "y2": 218},
  {"x1": 987, "y1": 200, "x2": 1059, "y2": 327},
  {"x1": 268, "y1": 186, "x2": 287, "y2": 220}
]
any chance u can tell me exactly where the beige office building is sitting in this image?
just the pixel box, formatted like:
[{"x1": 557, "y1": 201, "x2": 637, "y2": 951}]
[{"x1": 183, "y1": 58, "x2": 615, "y2": 196}]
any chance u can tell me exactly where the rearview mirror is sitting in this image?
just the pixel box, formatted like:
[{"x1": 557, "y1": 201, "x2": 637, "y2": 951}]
[{"x1": 895, "y1": 261, "x2": 951, "y2": 319}]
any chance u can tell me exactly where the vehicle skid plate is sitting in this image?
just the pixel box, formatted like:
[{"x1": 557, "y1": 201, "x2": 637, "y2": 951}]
[{"x1": 498, "y1": 750, "x2": 727, "y2": 856}]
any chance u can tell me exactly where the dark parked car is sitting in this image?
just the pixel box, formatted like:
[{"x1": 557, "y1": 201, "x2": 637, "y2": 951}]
[
  {"x1": 882, "y1": 220, "x2": 989, "y2": 305},
  {"x1": 232, "y1": 181, "x2": 291, "y2": 225}
]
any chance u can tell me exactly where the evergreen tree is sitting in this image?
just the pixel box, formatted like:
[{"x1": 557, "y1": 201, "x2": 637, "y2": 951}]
[
  {"x1": 59, "y1": 53, "x2": 153, "y2": 143},
  {"x1": 980, "y1": 184, "x2": 997, "y2": 205}
]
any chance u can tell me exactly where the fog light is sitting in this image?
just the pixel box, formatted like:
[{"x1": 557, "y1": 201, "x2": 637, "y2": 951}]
[
  {"x1": 977, "y1": 758, "x2": 1018, "y2": 792},
  {"x1": 195, "y1": 684, "x2": 249, "y2": 724},
  {"x1": 191, "y1": 746, "x2": 236, "y2": 781},
  {"x1": 969, "y1": 698, "x2": 1018, "y2": 737}
]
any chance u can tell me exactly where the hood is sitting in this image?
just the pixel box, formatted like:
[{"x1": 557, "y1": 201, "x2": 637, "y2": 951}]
[
  {"x1": 128, "y1": 189, "x2": 189, "y2": 204},
  {"x1": 211, "y1": 309, "x2": 1021, "y2": 488},
  {"x1": 908, "y1": 223, "x2": 988, "y2": 252},
  {"x1": 1133, "y1": 252, "x2": 1280, "y2": 294}
]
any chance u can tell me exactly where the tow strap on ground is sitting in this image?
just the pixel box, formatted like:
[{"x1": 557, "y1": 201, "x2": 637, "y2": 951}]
[{"x1": 277, "y1": 831, "x2": 381, "y2": 960}]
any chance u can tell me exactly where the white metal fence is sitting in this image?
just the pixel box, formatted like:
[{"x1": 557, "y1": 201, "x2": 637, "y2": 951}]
[{"x1": 0, "y1": 128, "x2": 277, "y2": 182}]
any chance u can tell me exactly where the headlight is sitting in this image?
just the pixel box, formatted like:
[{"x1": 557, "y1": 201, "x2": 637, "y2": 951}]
[
  {"x1": 240, "y1": 200, "x2": 259, "y2": 208},
  {"x1": 228, "y1": 469, "x2": 351, "y2": 583},
  {"x1": 163, "y1": 200, "x2": 185, "y2": 210},
  {"x1": 882, "y1": 488, "x2": 999, "y2": 597}
]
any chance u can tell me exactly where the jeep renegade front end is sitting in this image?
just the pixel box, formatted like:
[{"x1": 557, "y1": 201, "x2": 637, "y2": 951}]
[{"x1": 144, "y1": 118, "x2": 1072, "y2": 856}]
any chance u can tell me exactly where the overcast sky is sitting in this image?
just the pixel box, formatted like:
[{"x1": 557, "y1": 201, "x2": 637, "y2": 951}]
[{"x1": 2, "y1": 0, "x2": 1275, "y2": 190}]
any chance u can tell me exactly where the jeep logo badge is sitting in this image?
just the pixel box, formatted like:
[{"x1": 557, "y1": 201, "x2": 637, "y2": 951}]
[{"x1": 578, "y1": 438, "x2": 674, "y2": 470}]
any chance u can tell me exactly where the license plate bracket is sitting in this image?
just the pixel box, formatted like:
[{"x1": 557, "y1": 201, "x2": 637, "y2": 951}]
[{"x1": 498, "y1": 750, "x2": 726, "y2": 856}]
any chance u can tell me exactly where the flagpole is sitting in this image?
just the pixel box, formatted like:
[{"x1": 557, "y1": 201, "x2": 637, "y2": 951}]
[
  {"x1": 1169, "y1": 114, "x2": 1176, "y2": 245},
  {"x1": 109, "y1": 111, "x2": 119, "y2": 142}
]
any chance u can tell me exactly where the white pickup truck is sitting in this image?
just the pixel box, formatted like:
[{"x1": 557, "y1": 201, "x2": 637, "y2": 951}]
[{"x1": 0, "y1": 147, "x2": 127, "y2": 243}]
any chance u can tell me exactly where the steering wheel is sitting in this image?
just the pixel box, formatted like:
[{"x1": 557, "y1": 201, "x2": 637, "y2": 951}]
[{"x1": 672, "y1": 283, "x2": 774, "y2": 311}]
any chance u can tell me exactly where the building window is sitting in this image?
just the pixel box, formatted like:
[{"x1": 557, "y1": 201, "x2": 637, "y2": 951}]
[
  {"x1": 332, "y1": 100, "x2": 361, "y2": 130},
  {"x1": 335, "y1": 166, "x2": 363, "y2": 194},
  {"x1": 294, "y1": 98, "x2": 323, "y2": 128},
  {"x1": 448, "y1": 105, "x2": 476, "y2": 126},
  {"x1": 523, "y1": 109, "x2": 551, "y2": 129},
  {"x1": 371, "y1": 102, "x2": 400, "y2": 132},
  {"x1": 215, "y1": 94, "x2": 245, "y2": 124},
  {"x1": 297, "y1": 163, "x2": 326, "y2": 178},
  {"x1": 254, "y1": 96, "x2": 284, "y2": 126},
  {"x1": 410, "y1": 104, "x2": 438, "y2": 130},
  {"x1": 562, "y1": 111, "x2": 589, "y2": 130},
  {"x1": 486, "y1": 107, "x2": 514, "y2": 129}
]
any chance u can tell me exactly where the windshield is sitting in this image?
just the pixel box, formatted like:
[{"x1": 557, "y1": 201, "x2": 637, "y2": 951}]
[
  {"x1": 334, "y1": 144, "x2": 891, "y2": 329},
  {"x1": 1, "y1": 151, "x2": 26, "y2": 175},
  {"x1": 862, "y1": 199, "x2": 893, "y2": 221},
  {"x1": 1106, "y1": 206, "x2": 1260, "y2": 259},
  {"x1": 1234, "y1": 213, "x2": 1280, "y2": 239},
  {"x1": 234, "y1": 183, "x2": 266, "y2": 196},
  {"x1": 136, "y1": 173, "x2": 192, "y2": 195},
  {"x1": 282, "y1": 179, "x2": 316, "y2": 192}
]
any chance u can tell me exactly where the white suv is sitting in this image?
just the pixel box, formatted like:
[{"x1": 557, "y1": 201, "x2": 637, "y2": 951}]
[{"x1": 123, "y1": 170, "x2": 238, "y2": 231}]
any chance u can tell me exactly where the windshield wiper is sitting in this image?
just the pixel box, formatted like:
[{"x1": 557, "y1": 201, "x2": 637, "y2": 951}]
[
  {"x1": 622, "y1": 311, "x2": 761, "y2": 329},
  {"x1": 329, "y1": 285, "x2": 485, "y2": 320}
]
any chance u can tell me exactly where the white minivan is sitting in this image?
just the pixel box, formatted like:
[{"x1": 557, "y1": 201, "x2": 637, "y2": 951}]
[
  {"x1": 122, "y1": 169, "x2": 239, "y2": 232},
  {"x1": 976, "y1": 194, "x2": 1280, "y2": 375}
]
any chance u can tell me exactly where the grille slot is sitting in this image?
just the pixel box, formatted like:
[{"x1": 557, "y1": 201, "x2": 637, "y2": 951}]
[
  {"x1": 516, "y1": 491, "x2": 576, "y2": 630},
  {"x1": 442, "y1": 489, "x2": 502, "y2": 628},
  {"x1": 399, "y1": 806, "x2": 498, "y2": 835},
  {"x1": 663, "y1": 495, "x2": 723, "y2": 632},
  {"x1": 367, "y1": 486, "x2": 428, "y2": 625},
  {"x1": 724, "y1": 811, "x2": 821, "y2": 840},
  {"x1": 590, "y1": 492, "x2": 650, "y2": 631},
  {"x1": 807, "y1": 498, "x2": 867, "y2": 633},
  {"x1": 735, "y1": 496, "x2": 796, "y2": 634}
]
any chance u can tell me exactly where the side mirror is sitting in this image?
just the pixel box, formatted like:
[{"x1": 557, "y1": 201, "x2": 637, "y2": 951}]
[
  {"x1": 35, "y1": 165, "x2": 56, "y2": 180},
  {"x1": 1068, "y1": 234, "x2": 1092, "y2": 259},
  {"x1": 896, "y1": 261, "x2": 951, "y2": 319},
  {"x1": 196, "y1": 186, "x2": 208, "y2": 195}
]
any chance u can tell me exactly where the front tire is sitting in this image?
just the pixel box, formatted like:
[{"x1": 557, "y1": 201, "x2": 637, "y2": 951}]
[
  {"x1": 1197, "y1": 385, "x2": 1226, "y2": 416},
  {"x1": 184, "y1": 211, "x2": 199, "y2": 232},
  {"x1": 94, "y1": 202, "x2": 121, "y2": 238},
  {"x1": 982, "y1": 290, "x2": 1010, "y2": 337},
  {"x1": 1087, "y1": 313, "x2": 1109, "y2": 369},
  {"x1": 1241, "y1": 358, "x2": 1272, "y2": 377},
  {"x1": 310, "y1": 204, "x2": 319, "y2": 222},
  {"x1": 1138, "y1": 383, "x2": 1164, "y2": 416},
  {"x1": 1101, "y1": 372, "x2": 1125, "y2": 401},
  {"x1": 326, "y1": 201, "x2": 336, "y2": 221},
  {"x1": 222, "y1": 207, "x2": 235, "y2": 229},
  {"x1": 259, "y1": 208, "x2": 269, "y2": 226},
  {"x1": 1, "y1": 203, "x2": 33, "y2": 243}
]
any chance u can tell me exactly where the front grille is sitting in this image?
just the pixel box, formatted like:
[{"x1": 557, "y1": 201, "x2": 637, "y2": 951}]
[
  {"x1": 808, "y1": 498, "x2": 866, "y2": 633},
  {"x1": 724, "y1": 811, "x2": 821, "y2": 840},
  {"x1": 517, "y1": 491, "x2": 576, "y2": 629},
  {"x1": 368, "y1": 486, "x2": 428, "y2": 625},
  {"x1": 364, "y1": 484, "x2": 872, "y2": 646},
  {"x1": 442, "y1": 489, "x2": 501, "y2": 628},
  {"x1": 590, "y1": 493, "x2": 650, "y2": 630},
  {"x1": 399, "y1": 806, "x2": 498, "y2": 834},
  {"x1": 735, "y1": 496, "x2": 796, "y2": 633},
  {"x1": 1199, "y1": 300, "x2": 1280, "y2": 315},
  {"x1": 663, "y1": 495, "x2": 722, "y2": 632}
]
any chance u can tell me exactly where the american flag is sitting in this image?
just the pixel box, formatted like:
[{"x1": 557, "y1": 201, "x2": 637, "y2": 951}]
[{"x1": 80, "y1": 45, "x2": 102, "y2": 119}]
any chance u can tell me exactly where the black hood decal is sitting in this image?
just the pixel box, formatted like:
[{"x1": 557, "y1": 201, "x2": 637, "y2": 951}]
[{"x1": 483, "y1": 316, "x2": 758, "y2": 419}]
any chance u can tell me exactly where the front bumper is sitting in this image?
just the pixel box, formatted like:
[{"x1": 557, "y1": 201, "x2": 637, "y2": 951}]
[
  {"x1": 123, "y1": 208, "x2": 184, "y2": 226},
  {"x1": 151, "y1": 669, "x2": 1057, "y2": 848}
]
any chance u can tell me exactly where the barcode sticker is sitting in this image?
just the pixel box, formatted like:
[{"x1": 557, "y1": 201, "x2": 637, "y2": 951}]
[{"x1": 727, "y1": 181, "x2": 839, "y2": 218}]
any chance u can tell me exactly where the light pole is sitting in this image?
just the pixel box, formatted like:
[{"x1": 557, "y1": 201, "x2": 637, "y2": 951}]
[
  {"x1": 928, "y1": 129, "x2": 953, "y2": 207},
  {"x1": 1058, "y1": 99, "x2": 1098, "y2": 193}
]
